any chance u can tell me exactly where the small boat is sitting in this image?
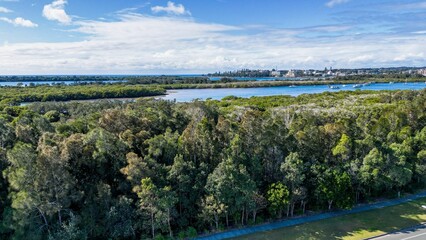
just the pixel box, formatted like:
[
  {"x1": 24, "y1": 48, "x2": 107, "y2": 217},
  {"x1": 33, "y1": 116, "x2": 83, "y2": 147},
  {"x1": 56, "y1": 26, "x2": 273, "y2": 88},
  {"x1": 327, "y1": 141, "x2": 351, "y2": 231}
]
[
  {"x1": 389, "y1": 82, "x2": 394, "y2": 84},
  {"x1": 289, "y1": 85, "x2": 296, "y2": 88},
  {"x1": 329, "y1": 85, "x2": 340, "y2": 89},
  {"x1": 342, "y1": 85, "x2": 347, "y2": 87},
  {"x1": 353, "y1": 84, "x2": 363, "y2": 89}
]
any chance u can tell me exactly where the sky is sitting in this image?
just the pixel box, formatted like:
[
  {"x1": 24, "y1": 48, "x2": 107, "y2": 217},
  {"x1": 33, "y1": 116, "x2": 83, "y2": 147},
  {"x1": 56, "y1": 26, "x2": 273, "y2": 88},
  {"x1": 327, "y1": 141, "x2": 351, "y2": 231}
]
[{"x1": 0, "y1": 0, "x2": 425, "y2": 74}]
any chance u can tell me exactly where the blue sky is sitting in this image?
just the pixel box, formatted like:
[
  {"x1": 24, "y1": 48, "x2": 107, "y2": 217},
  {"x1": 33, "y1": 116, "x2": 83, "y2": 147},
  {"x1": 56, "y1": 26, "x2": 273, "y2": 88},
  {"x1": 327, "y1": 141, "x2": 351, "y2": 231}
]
[{"x1": 0, "y1": 0, "x2": 425, "y2": 74}]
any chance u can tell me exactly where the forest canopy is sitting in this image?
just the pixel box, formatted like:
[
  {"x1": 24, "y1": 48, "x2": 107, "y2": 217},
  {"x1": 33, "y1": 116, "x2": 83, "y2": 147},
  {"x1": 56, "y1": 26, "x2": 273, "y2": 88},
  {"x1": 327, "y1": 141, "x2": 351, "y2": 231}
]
[{"x1": 1, "y1": 89, "x2": 426, "y2": 239}]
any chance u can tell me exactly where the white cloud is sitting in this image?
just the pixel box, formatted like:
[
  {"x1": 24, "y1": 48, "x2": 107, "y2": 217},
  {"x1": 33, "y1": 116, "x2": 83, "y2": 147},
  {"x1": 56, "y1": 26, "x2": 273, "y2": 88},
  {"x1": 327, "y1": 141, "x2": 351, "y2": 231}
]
[
  {"x1": 326, "y1": 0, "x2": 350, "y2": 8},
  {"x1": 0, "y1": 17, "x2": 38, "y2": 27},
  {"x1": 43, "y1": 0, "x2": 71, "y2": 24},
  {"x1": 0, "y1": 13, "x2": 425, "y2": 74},
  {"x1": 151, "y1": 1, "x2": 190, "y2": 15},
  {"x1": 0, "y1": 6, "x2": 12, "y2": 13}
]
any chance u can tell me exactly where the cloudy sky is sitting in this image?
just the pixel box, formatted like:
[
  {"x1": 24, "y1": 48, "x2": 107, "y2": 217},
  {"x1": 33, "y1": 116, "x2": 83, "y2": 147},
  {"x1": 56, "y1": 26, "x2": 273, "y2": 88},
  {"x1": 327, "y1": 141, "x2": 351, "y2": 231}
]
[{"x1": 0, "y1": 0, "x2": 425, "y2": 74}]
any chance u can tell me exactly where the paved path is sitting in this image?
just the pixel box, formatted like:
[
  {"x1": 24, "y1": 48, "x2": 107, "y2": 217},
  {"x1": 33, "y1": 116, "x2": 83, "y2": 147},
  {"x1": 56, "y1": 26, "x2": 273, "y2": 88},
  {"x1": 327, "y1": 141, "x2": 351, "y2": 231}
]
[
  {"x1": 195, "y1": 191, "x2": 426, "y2": 240},
  {"x1": 369, "y1": 223, "x2": 426, "y2": 240}
]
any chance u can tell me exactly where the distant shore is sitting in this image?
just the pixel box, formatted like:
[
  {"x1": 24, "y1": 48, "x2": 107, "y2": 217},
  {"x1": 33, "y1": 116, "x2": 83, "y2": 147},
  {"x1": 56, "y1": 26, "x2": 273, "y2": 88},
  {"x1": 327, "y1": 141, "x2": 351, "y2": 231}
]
[{"x1": 162, "y1": 78, "x2": 426, "y2": 90}]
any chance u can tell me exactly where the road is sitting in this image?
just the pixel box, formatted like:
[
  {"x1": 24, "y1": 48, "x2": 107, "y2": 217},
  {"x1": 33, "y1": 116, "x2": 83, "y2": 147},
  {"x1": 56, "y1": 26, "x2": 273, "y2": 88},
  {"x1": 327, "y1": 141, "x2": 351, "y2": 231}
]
[
  {"x1": 369, "y1": 224, "x2": 426, "y2": 240},
  {"x1": 195, "y1": 191, "x2": 426, "y2": 240}
]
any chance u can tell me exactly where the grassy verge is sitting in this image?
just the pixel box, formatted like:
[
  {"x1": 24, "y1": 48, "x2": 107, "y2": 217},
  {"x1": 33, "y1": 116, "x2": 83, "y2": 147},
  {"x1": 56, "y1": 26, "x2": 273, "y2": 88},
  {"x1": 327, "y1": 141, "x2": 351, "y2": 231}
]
[{"x1": 233, "y1": 198, "x2": 426, "y2": 240}]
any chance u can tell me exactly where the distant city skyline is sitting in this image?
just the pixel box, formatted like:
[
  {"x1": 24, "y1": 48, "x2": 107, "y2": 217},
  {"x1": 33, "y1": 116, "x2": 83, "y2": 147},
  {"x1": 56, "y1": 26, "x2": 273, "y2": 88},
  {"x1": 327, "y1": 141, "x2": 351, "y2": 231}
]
[{"x1": 0, "y1": 0, "x2": 426, "y2": 74}]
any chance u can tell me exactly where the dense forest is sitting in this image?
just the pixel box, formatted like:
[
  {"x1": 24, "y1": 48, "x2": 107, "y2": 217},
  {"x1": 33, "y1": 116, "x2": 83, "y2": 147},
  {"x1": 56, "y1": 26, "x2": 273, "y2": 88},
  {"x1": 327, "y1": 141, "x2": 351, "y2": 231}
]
[
  {"x1": 0, "y1": 85, "x2": 165, "y2": 105},
  {"x1": 1, "y1": 89, "x2": 426, "y2": 239}
]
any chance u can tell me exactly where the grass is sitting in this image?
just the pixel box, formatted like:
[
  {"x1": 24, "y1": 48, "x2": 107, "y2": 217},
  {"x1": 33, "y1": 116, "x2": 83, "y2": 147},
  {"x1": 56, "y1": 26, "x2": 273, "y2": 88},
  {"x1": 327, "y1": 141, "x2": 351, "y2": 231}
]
[{"x1": 232, "y1": 198, "x2": 426, "y2": 240}]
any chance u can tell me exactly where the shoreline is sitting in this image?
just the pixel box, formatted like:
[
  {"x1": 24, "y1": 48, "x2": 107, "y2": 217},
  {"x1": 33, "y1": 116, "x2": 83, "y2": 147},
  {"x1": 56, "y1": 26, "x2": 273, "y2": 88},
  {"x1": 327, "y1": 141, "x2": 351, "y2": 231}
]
[
  {"x1": 17, "y1": 83, "x2": 426, "y2": 105},
  {"x1": 162, "y1": 78, "x2": 426, "y2": 90}
]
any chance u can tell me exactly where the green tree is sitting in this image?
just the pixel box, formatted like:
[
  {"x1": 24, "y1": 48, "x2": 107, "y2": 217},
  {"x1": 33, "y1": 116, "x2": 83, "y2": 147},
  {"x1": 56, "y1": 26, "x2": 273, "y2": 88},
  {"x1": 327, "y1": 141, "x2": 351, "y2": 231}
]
[
  {"x1": 281, "y1": 152, "x2": 305, "y2": 216},
  {"x1": 167, "y1": 154, "x2": 197, "y2": 228},
  {"x1": 206, "y1": 158, "x2": 256, "y2": 226},
  {"x1": 317, "y1": 169, "x2": 353, "y2": 210},
  {"x1": 332, "y1": 133, "x2": 352, "y2": 161},
  {"x1": 158, "y1": 186, "x2": 177, "y2": 238},
  {"x1": 267, "y1": 182, "x2": 290, "y2": 218},
  {"x1": 199, "y1": 195, "x2": 226, "y2": 230},
  {"x1": 135, "y1": 178, "x2": 159, "y2": 239}
]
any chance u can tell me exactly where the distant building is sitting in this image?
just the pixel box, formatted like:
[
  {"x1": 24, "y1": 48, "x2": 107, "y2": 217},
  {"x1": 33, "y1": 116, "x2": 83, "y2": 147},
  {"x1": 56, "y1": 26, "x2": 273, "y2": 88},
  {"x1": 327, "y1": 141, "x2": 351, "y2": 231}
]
[
  {"x1": 286, "y1": 70, "x2": 296, "y2": 78},
  {"x1": 418, "y1": 69, "x2": 426, "y2": 76},
  {"x1": 271, "y1": 70, "x2": 282, "y2": 77}
]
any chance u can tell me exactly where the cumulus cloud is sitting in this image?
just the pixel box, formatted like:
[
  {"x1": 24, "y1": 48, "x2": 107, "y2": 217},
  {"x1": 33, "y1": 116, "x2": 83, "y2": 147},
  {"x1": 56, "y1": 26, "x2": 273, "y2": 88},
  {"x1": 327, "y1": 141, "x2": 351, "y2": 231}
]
[
  {"x1": 43, "y1": 0, "x2": 71, "y2": 24},
  {"x1": 151, "y1": 1, "x2": 190, "y2": 15},
  {"x1": 0, "y1": 17, "x2": 38, "y2": 27},
  {"x1": 0, "y1": 6, "x2": 12, "y2": 13},
  {"x1": 0, "y1": 13, "x2": 425, "y2": 75},
  {"x1": 326, "y1": 0, "x2": 350, "y2": 8}
]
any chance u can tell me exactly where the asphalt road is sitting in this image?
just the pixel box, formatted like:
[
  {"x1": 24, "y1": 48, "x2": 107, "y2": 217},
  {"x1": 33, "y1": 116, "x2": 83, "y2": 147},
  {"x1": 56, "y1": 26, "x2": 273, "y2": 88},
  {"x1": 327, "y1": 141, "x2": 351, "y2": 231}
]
[
  {"x1": 195, "y1": 191, "x2": 426, "y2": 240},
  {"x1": 370, "y1": 223, "x2": 426, "y2": 240}
]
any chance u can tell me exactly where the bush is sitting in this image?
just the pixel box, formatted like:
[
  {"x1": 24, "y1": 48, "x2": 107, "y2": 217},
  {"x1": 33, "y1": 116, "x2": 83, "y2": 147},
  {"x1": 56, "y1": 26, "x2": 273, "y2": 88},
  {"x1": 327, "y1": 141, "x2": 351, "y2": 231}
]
[
  {"x1": 177, "y1": 231, "x2": 186, "y2": 239},
  {"x1": 45, "y1": 110, "x2": 60, "y2": 122},
  {"x1": 154, "y1": 234, "x2": 166, "y2": 240},
  {"x1": 185, "y1": 227, "x2": 197, "y2": 238}
]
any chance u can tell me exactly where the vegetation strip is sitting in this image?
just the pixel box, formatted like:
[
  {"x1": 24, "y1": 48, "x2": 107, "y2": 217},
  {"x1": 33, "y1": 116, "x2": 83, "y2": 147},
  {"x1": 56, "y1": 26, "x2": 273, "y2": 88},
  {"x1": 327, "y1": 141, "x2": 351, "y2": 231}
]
[
  {"x1": 0, "y1": 84, "x2": 165, "y2": 105},
  {"x1": 198, "y1": 192, "x2": 426, "y2": 239}
]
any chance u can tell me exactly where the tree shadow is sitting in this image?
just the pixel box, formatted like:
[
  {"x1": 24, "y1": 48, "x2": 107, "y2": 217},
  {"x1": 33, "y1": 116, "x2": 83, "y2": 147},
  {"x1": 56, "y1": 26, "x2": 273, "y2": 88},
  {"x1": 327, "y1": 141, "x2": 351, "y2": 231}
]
[{"x1": 232, "y1": 200, "x2": 426, "y2": 240}]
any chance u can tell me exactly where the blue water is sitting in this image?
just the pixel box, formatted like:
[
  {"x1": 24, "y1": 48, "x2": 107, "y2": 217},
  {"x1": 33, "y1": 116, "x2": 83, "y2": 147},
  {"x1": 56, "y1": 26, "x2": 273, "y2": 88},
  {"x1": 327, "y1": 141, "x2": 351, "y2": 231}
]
[
  {"x1": 0, "y1": 76, "x2": 312, "y2": 86},
  {"x1": 208, "y1": 77, "x2": 315, "y2": 81},
  {"x1": 161, "y1": 82, "x2": 426, "y2": 102}
]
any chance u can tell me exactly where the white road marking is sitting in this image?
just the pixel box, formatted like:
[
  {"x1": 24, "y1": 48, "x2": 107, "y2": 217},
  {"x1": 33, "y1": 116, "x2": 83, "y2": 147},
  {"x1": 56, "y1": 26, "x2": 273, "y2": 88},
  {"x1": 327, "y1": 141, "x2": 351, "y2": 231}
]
[{"x1": 402, "y1": 231, "x2": 426, "y2": 240}]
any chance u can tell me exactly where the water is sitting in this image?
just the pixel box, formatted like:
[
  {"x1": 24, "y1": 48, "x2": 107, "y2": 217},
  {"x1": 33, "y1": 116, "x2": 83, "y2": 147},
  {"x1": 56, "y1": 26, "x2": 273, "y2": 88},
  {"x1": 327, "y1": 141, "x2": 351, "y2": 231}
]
[
  {"x1": 0, "y1": 80, "x2": 125, "y2": 87},
  {"x1": 161, "y1": 82, "x2": 426, "y2": 102},
  {"x1": 0, "y1": 76, "x2": 313, "y2": 86},
  {"x1": 208, "y1": 77, "x2": 315, "y2": 81}
]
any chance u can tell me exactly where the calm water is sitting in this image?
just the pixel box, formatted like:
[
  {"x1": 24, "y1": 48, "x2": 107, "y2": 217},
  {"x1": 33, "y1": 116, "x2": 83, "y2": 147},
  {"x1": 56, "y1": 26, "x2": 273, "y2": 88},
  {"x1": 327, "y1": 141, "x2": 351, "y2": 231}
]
[
  {"x1": 208, "y1": 77, "x2": 315, "y2": 81},
  {"x1": 0, "y1": 77, "x2": 309, "y2": 86},
  {"x1": 161, "y1": 82, "x2": 426, "y2": 102}
]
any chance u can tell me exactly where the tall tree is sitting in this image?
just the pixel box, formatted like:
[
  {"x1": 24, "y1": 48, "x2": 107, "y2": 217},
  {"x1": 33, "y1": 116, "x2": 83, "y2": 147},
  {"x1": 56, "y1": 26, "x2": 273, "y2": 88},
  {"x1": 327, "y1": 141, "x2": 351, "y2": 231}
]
[
  {"x1": 135, "y1": 178, "x2": 159, "y2": 239},
  {"x1": 266, "y1": 182, "x2": 290, "y2": 218},
  {"x1": 281, "y1": 152, "x2": 306, "y2": 217},
  {"x1": 205, "y1": 158, "x2": 256, "y2": 226}
]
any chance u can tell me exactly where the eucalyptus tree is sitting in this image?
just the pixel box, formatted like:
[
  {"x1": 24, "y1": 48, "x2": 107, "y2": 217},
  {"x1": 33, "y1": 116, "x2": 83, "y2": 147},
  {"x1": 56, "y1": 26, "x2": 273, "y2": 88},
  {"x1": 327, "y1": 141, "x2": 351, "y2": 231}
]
[
  {"x1": 135, "y1": 178, "x2": 177, "y2": 238},
  {"x1": 168, "y1": 154, "x2": 197, "y2": 228},
  {"x1": 205, "y1": 158, "x2": 256, "y2": 226},
  {"x1": 281, "y1": 152, "x2": 306, "y2": 217}
]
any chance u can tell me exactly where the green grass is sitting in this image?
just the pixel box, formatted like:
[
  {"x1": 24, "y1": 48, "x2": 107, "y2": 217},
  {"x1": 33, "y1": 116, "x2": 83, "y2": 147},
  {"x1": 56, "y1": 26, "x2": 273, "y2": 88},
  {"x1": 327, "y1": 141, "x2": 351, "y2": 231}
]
[{"x1": 233, "y1": 198, "x2": 426, "y2": 240}]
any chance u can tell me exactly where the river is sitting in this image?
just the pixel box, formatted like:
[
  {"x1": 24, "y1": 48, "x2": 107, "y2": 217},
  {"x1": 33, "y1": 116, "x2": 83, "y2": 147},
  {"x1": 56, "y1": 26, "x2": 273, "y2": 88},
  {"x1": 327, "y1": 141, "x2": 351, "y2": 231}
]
[
  {"x1": 0, "y1": 77, "x2": 313, "y2": 87},
  {"x1": 17, "y1": 82, "x2": 426, "y2": 105},
  {"x1": 160, "y1": 82, "x2": 426, "y2": 102}
]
